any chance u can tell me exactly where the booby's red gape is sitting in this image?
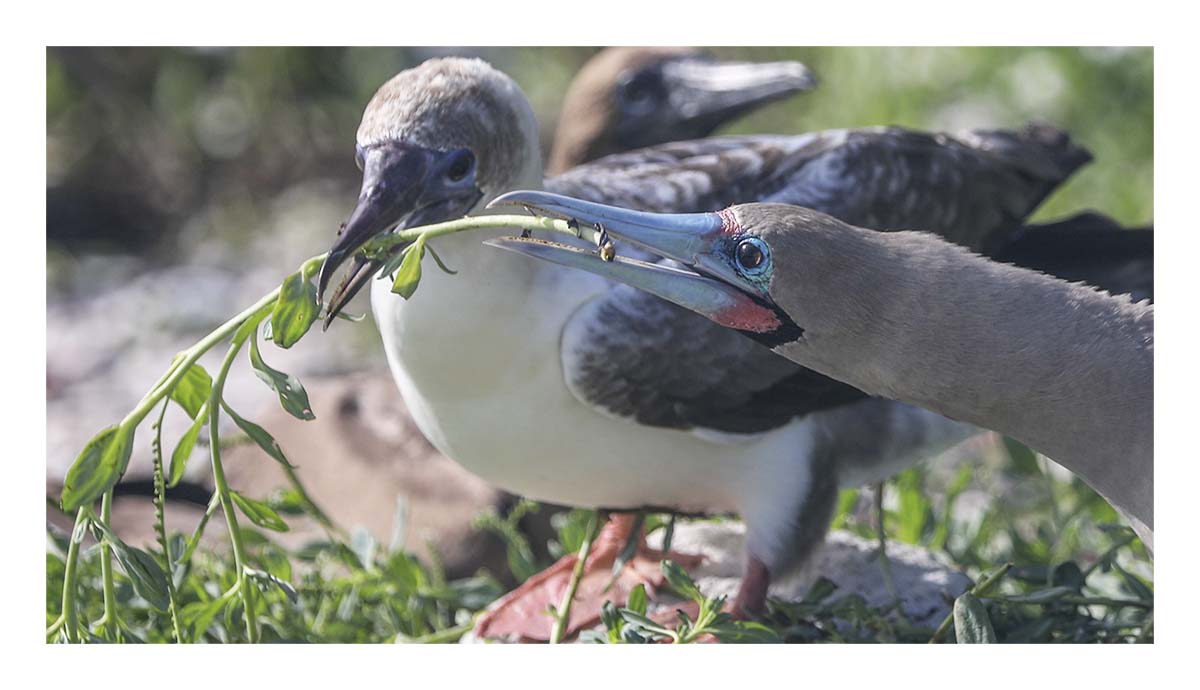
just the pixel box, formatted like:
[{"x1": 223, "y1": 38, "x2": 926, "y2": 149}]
[{"x1": 317, "y1": 57, "x2": 1143, "y2": 641}]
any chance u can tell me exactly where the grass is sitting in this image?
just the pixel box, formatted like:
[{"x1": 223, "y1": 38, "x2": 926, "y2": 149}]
[{"x1": 46, "y1": 437, "x2": 1153, "y2": 643}]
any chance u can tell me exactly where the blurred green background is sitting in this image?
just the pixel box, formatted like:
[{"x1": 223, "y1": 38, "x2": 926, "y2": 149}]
[{"x1": 47, "y1": 46, "x2": 1152, "y2": 263}]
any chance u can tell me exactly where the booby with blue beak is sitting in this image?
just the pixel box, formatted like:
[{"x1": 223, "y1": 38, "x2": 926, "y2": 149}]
[{"x1": 485, "y1": 192, "x2": 1153, "y2": 546}]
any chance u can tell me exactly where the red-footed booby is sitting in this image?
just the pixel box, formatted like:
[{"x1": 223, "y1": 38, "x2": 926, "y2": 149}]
[
  {"x1": 315, "y1": 57, "x2": 1131, "y2": 641},
  {"x1": 485, "y1": 193, "x2": 1153, "y2": 547}
]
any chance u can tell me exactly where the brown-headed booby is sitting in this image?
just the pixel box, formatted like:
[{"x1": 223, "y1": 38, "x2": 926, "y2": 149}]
[
  {"x1": 315, "y1": 57, "x2": 1134, "y2": 641},
  {"x1": 485, "y1": 192, "x2": 1154, "y2": 547},
  {"x1": 548, "y1": 47, "x2": 816, "y2": 173}
]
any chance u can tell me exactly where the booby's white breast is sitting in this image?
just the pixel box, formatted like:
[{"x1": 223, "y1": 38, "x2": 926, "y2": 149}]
[{"x1": 369, "y1": 228, "x2": 820, "y2": 517}]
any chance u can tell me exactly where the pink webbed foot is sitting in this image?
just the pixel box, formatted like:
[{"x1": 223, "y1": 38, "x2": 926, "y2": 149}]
[{"x1": 473, "y1": 514, "x2": 703, "y2": 642}]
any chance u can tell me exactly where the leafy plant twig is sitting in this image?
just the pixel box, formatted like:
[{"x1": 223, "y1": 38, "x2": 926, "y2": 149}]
[{"x1": 930, "y1": 563, "x2": 1012, "y2": 643}]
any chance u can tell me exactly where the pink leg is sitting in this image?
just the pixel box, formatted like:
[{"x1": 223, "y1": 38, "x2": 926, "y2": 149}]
[{"x1": 731, "y1": 555, "x2": 771, "y2": 618}]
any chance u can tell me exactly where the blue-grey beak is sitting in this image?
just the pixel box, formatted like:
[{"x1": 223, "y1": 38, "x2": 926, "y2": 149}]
[
  {"x1": 484, "y1": 236, "x2": 766, "y2": 326},
  {"x1": 487, "y1": 190, "x2": 725, "y2": 264},
  {"x1": 485, "y1": 191, "x2": 790, "y2": 338}
]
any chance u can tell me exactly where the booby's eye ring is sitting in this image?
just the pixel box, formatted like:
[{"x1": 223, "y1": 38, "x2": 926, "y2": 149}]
[
  {"x1": 445, "y1": 149, "x2": 475, "y2": 183},
  {"x1": 735, "y1": 237, "x2": 771, "y2": 275}
]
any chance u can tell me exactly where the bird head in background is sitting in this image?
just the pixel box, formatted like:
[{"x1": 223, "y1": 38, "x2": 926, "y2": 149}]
[{"x1": 549, "y1": 47, "x2": 817, "y2": 172}]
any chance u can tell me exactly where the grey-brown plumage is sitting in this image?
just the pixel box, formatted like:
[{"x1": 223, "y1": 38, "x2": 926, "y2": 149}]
[{"x1": 745, "y1": 205, "x2": 1153, "y2": 541}]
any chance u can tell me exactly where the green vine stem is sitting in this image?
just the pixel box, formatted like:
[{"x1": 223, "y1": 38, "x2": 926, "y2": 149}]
[
  {"x1": 54, "y1": 213, "x2": 583, "y2": 643},
  {"x1": 209, "y1": 317, "x2": 265, "y2": 642},
  {"x1": 59, "y1": 508, "x2": 86, "y2": 643},
  {"x1": 98, "y1": 490, "x2": 121, "y2": 641},
  {"x1": 370, "y1": 213, "x2": 589, "y2": 252},
  {"x1": 151, "y1": 399, "x2": 185, "y2": 642},
  {"x1": 178, "y1": 492, "x2": 221, "y2": 571},
  {"x1": 549, "y1": 510, "x2": 602, "y2": 644}
]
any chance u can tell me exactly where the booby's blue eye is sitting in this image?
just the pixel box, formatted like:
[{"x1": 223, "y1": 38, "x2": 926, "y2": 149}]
[{"x1": 735, "y1": 237, "x2": 771, "y2": 275}]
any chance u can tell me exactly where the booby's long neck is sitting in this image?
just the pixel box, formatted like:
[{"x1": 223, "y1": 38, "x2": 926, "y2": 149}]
[{"x1": 770, "y1": 224, "x2": 1153, "y2": 530}]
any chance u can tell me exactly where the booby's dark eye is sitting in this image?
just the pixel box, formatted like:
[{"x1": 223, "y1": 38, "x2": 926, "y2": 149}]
[
  {"x1": 445, "y1": 149, "x2": 475, "y2": 183},
  {"x1": 618, "y1": 71, "x2": 663, "y2": 113},
  {"x1": 735, "y1": 237, "x2": 770, "y2": 274}
]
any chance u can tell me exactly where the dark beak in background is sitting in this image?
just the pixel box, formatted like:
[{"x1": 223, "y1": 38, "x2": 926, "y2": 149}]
[
  {"x1": 660, "y1": 55, "x2": 817, "y2": 135},
  {"x1": 318, "y1": 142, "x2": 482, "y2": 325},
  {"x1": 485, "y1": 191, "x2": 793, "y2": 340}
]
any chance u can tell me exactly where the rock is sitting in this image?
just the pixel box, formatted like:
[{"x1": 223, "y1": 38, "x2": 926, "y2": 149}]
[
  {"x1": 462, "y1": 520, "x2": 970, "y2": 643},
  {"x1": 645, "y1": 521, "x2": 970, "y2": 629}
]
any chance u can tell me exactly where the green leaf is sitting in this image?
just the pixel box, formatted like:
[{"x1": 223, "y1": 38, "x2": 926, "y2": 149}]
[
  {"x1": 271, "y1": 271, "x2": 320, "y2": 349},
  {"x1": 627, "y1": 583, "x2": 648, "y2": 616},
  {"x1": 91, "y1": 521, "x2": 171, "y2": 611},
  {"x1": 953, "y1": 593, "x2": 997, "y2": 643},
  {"x1": 61, "y1": 425, "x2": 134, "y2": 511},
  {"x1": 248, "y1": 331, "x2": 315, "y2": 420},
  {"x1": 550, "y1": 509, "x2": 593, "y2": 556},
  {"x1": 801, "y1": 576, "x2": 838, "y2": 604},
  {"x1": 600, "y1": 600, "x2": 623, "y2": 637},
  {"x1": 709, "y1": 620, "x2": 783, "y2": 643},
  {"x1": 661, "y1": 559, "x2": 703, "y2": 603},
  {"x1": 168, "y1": 359, "x2": 212, "y2": 419},
  {"x1": 425, "y1": 243, "x2": 457, "y2": 275},
  {"x1": 1003, "y1": 437, "x2": 1042, "y2": 476},
  {"x1": 617, "y1": 608, "x2": 673, "y2": 636},
  {"x1": 268, "y1": 488, "x2": 307, "y2": 515},
  {"x1": 245, "y1": 566, "x2": 299, "y2": 604},
  {"x1": 169, "y1": 413, "x2": 205, "y2": 488},
  {"x1": 231, "y1": 491, "x2": 290, "y2": 532},
  {"x1": 390, "y1": 236, "x2": 426, "y2": 299},
  {"x1": 181, "y1": 597, "x2": 228, "y2": 642},
  {"x1": 223, "y1": 403, "x2": 294, "y2": 468}
]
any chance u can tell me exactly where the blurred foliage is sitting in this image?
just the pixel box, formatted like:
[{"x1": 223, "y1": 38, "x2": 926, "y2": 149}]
[{"x1": 47, "y1": 46, "x2": 1151, "y2": 258}]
